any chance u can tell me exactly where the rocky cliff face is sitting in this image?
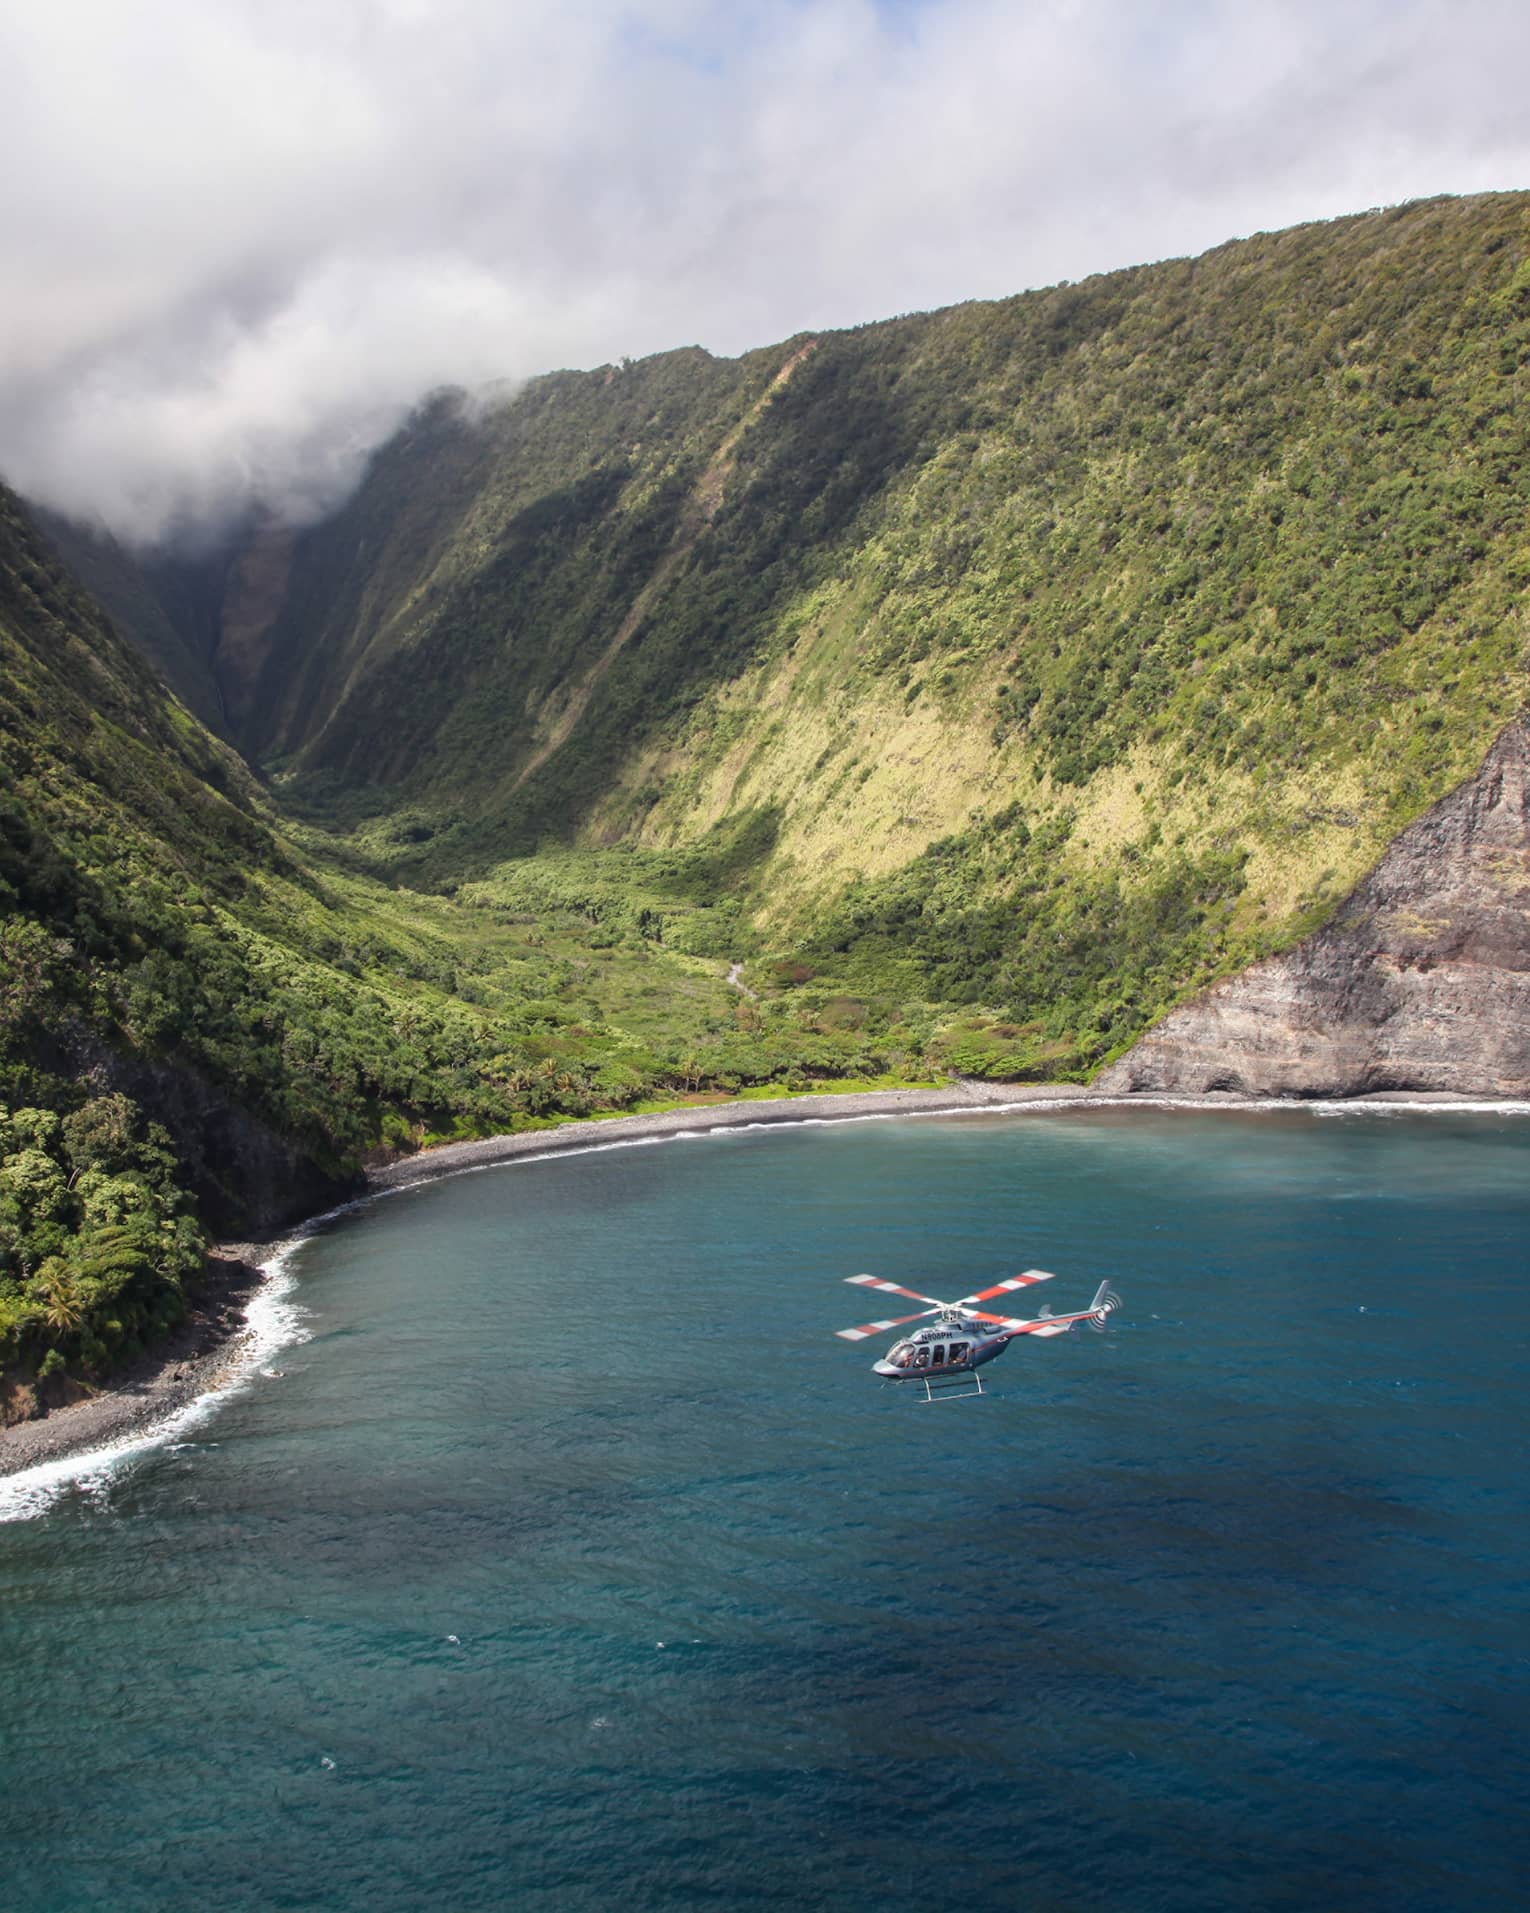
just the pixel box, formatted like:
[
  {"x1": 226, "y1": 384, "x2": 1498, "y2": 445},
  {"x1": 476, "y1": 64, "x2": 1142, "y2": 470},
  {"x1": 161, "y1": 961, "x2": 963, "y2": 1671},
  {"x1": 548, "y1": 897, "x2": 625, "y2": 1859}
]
[
  {"x1": 58, "y1": 1032, "x2": 358, "y2": 1236},
  {"x1": 1098, "y1": 721, "x2": 1530, "y2": 1098}
]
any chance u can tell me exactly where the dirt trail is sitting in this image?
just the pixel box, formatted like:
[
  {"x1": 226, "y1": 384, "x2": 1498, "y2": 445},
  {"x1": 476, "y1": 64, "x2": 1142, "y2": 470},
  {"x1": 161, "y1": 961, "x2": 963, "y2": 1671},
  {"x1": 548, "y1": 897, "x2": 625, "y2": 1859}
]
[{"x1": 511, "y1": 340, "x2": 817, "y2": 793}]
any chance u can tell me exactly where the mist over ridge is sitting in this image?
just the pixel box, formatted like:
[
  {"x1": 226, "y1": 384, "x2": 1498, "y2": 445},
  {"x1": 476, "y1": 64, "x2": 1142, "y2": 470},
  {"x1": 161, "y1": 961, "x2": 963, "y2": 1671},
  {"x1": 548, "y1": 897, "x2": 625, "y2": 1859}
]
[
  {"x1": 5, "y1": 0, "x2": 1530, "y2": 546},
  {"x1": 4, "y1": 185, "x2": 1530, "y2": 1410}
]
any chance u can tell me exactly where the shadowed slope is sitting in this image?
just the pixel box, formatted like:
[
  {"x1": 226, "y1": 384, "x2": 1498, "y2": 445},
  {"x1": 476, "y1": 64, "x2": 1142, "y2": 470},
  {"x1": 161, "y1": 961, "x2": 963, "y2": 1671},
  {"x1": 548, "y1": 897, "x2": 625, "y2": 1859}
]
[{"x1": 25, "y1": 192, "x2": 1530, "y2": 1089}]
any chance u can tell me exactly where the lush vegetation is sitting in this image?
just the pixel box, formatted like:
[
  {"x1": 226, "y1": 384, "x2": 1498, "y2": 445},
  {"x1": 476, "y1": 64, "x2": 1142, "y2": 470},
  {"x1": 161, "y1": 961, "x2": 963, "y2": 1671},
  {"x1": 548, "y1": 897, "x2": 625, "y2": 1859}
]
[
  {"x1": 0, "y1": 1097, "x2": 200, "y2": 1405},
  {"x1": 147, "y1": 193, "x2": 1527, "y2": 879},
  {"x1": 798, "y1": 811, "x2": 1257, "y2": 1077},
  {"x1": 9, "y1": 192, "x2": 1530, "y2": 1396},
  {"x1": 0, "y1": 488, "x2": 916, "y2": 1409},
  {"x1": 168, "y1": 192, "x2": 1527, "y2": 1077}
]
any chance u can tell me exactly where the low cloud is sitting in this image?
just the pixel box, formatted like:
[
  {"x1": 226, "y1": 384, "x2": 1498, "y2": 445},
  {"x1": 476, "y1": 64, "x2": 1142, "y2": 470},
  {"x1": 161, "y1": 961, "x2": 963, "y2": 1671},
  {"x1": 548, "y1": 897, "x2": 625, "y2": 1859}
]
[{"x1": 3, "y1": 0, "x2": 1528, "y2": 545}]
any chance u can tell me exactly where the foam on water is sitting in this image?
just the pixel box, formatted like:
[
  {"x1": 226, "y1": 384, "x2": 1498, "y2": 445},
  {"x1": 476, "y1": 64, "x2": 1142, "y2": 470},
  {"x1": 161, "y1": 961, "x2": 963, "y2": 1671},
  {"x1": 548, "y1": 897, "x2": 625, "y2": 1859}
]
[
  {"x1": 543, "y1": 1093, "x2": 1530, "y2": 1150},
  {"x1": 0, "y1": 1235, "x2": 313, "y2": 1525}
]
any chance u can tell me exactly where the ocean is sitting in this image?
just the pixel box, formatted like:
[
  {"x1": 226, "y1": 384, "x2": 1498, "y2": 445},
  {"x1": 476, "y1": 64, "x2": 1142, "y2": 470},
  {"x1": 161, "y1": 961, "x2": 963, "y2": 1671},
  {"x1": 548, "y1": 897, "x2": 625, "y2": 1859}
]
[{"x1": 2, "y1": 1105, "x2": 1527, "y2": 1910}]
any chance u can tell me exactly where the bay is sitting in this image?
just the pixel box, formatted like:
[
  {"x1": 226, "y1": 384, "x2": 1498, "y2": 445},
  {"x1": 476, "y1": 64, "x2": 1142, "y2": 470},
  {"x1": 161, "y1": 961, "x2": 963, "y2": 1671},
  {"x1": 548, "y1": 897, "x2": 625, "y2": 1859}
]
[{"x1": 2, "y1": 1107, "x2": 1527, "y2": 1911}]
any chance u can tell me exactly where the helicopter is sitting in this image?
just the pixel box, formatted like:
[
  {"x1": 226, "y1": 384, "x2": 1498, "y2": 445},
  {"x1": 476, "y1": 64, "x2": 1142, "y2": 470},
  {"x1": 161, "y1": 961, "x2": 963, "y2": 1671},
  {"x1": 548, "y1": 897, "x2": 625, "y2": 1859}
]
[{"x1": 835, "y1": 1269, "x2": 1122, "y2": 1401}]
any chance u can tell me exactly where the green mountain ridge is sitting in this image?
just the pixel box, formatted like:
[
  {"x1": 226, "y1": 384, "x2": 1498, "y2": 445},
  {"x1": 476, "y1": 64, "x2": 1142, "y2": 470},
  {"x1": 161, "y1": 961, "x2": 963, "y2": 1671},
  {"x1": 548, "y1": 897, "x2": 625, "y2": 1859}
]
[
  {"x1": 114, "y1": 193, "x2": 1530, "y2": 1056},
  {"x1": 6, "y1": 190, "x2": 1530, "y2": 1400}
]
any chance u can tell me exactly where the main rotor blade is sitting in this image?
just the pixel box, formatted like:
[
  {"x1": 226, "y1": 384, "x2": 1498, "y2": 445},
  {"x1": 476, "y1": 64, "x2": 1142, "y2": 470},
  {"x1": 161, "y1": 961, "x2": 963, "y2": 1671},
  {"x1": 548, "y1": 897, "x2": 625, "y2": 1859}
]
[
  {"x1": 835, "y1": 1307, "x2": 940, "y2": 1342},
  {"x1": 955, "y1": 1271, "x2": 1057, "y2": 1306},
  {"x1": 845, "y1": 1273, "x2": 947, "y2": 1308}
]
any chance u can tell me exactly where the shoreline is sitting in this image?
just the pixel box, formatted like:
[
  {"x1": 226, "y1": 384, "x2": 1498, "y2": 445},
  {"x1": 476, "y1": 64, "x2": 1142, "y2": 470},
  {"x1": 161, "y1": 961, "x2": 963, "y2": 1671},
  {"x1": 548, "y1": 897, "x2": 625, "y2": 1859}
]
[
  {"x1": 365, "y1": 1078, "x2": 1095, "y2": 1191},
  {"x1": 364, "y1": 1077, "x2": 1530, "y2": 1194},
  {"x1": 5, "y1": 1078, "x2": 1526, "y2": 1487},
  {"x1": 0, "y1": 1250, "x2": 269, "y2": 1481}
]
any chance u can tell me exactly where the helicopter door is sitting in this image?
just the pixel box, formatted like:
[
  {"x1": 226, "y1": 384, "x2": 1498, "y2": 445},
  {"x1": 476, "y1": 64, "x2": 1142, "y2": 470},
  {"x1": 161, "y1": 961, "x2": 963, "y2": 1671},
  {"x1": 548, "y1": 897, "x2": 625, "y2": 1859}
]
[{"x1": 931, "y1": 1346, "x2": 945, "y2": 1366}]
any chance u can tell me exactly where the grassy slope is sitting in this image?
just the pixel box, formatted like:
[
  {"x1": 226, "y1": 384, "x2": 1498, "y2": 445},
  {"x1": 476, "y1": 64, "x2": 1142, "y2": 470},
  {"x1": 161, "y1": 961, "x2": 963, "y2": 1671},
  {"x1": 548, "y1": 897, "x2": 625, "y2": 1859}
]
[
  {"x1": 216, "y1": 193, "x2": 1528, "y2": 1072},
  {"x1": 249, "y1": 349, "x2": 770, "y2": 802},
  {"x1": 605, "y1": 197, "x2": 1530, "y2": 904},
  {"x1": 31, "y1": 507, "x2": 232, "y2": 732}
]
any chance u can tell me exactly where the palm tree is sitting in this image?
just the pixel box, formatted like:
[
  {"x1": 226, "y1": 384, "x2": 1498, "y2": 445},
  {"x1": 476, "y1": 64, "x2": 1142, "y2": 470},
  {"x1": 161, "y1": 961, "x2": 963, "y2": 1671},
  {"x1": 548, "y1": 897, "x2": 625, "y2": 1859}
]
[{"x1": 35, "y1": 1261, "x2": 84, "y2": 1337}]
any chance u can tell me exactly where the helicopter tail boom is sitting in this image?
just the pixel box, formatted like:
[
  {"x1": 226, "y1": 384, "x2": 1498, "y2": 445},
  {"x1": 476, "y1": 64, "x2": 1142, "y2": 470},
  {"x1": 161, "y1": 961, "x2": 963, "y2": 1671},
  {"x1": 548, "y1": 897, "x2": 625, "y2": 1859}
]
[{"x1": 980, "y1": 1281, "x2": 1123, "y2": 1339}]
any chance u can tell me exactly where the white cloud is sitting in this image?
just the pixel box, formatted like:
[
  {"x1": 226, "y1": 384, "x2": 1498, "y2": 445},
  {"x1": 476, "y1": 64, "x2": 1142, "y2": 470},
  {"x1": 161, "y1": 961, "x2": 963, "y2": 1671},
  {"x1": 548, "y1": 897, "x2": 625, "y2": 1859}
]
[{"x1": 2, "y1": 0, "x2": 1527, "y2": 543}]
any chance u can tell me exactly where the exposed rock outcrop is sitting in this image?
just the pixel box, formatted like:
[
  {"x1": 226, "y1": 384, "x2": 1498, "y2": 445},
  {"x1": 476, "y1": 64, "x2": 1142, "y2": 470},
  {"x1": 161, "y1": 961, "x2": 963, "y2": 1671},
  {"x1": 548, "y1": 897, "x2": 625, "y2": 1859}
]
[
  {"x1": 60, "y1": 1032, "x2": 357, "y2": 1235},
  {"x1": 1098, "y1": 721, "x2": 1530, "y2": 1098}
]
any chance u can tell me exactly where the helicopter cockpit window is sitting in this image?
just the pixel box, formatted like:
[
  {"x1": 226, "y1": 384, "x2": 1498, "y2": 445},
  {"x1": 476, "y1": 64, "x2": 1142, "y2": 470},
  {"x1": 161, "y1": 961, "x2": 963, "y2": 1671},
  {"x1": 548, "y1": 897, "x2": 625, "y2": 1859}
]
[{"x1": 889, "y1": 1343, "x2": 913, "y2": 1369}]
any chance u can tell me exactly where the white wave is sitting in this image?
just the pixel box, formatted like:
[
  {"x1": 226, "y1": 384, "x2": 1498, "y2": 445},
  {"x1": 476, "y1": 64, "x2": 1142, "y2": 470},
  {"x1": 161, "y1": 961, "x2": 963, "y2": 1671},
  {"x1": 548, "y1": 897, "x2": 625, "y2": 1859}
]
[
  {"x1": 1306, "y1": 1098, "x2": 1530, "y2": 1118},
  {"x1": 0, "y1": 1235, "x2": 313, "y2": 1525},
  {"x1": 539, "y1": 1093, "x2": 1530, "y2": 1139},
  {"x1": 969, "y1": 1094, "x2": 1530, "y2": 1120}
]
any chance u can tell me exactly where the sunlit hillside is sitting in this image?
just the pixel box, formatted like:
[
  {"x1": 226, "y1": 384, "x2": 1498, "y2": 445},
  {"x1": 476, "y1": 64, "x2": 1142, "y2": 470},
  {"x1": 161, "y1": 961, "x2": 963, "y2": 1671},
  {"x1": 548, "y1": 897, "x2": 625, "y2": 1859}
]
[
  {"x1": 103, "y1": 192, "x2": 1530, "y2": 1071},
  {"x1": 9, "y1": 192, "x2": 1530, "y2": 1385}
]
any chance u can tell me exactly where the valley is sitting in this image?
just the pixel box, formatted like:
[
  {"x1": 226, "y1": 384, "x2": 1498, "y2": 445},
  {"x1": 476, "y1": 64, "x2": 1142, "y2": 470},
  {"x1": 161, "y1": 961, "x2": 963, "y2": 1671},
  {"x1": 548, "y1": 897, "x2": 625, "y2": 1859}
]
[{"x1": 4, "y1": 191, "x2": 1530, "y2": 1405}]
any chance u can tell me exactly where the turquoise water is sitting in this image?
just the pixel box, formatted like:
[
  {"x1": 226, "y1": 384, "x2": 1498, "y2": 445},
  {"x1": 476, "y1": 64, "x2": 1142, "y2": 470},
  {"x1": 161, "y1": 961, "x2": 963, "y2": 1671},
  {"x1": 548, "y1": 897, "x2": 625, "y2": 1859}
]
[{"x1": 2, "y1": 1106, "x2": 1528, "y2": 1911}]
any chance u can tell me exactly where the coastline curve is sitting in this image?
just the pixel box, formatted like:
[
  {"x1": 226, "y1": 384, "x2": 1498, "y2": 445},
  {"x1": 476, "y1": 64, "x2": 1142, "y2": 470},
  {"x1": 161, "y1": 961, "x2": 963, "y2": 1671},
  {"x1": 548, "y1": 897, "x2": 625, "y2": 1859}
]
[{"x1": 5, "y1": 1079, "x2": 1528, "y2": 1510}]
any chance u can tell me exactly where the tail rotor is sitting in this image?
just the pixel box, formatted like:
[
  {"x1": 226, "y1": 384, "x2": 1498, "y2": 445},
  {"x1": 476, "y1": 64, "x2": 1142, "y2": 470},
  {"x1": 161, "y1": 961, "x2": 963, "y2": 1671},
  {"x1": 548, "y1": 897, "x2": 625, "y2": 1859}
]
[{"x1": 1088, "y1": 1281, "x2": 1122, "y2": 1331}]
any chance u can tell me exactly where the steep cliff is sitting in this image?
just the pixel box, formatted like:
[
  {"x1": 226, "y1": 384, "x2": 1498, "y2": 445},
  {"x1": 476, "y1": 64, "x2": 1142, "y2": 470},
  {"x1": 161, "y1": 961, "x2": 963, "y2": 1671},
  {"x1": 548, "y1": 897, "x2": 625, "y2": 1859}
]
[
  {"x1": 29, "y1": 506, "x2": 230, "y2": 732},
  {"x1": 20, "y1": 193, "x2": 1530, "y2": 1097},
  {"x1": 0, "y1": 482, "x2": 356, "y2": 1226},
  {"x1": 1097, "y1": 721, "x2": 1530, "y2": 1097},
  {"x1": 58, "y1": 196, "x2": 1530, "y2": 935}
]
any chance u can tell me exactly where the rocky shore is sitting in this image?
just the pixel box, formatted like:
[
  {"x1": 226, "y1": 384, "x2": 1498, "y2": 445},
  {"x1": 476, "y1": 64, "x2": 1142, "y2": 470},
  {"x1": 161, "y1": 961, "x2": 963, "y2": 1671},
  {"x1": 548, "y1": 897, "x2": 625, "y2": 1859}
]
[
  {"x1": 1099, "y1": 721, "x2": 1530, "y2": 1098},
  {"x1": 0, "y1": 1251, "x2": 267, "y2": 1479}
]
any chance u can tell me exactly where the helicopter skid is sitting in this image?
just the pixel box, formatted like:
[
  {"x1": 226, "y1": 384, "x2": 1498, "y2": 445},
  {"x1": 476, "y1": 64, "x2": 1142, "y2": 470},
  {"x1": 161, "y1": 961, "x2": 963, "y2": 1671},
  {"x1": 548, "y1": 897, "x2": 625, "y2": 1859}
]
[{"x1": 907, "y1": 1369, "x2": 988, "y2": 1403}]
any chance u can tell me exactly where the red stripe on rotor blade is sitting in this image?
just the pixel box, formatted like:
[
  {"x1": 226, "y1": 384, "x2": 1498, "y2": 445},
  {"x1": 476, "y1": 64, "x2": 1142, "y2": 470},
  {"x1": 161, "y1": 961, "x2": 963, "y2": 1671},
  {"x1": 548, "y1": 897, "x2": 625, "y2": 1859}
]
[{"x1": 956, "y1": 1271, "x2": 1057, "y2": 1305}]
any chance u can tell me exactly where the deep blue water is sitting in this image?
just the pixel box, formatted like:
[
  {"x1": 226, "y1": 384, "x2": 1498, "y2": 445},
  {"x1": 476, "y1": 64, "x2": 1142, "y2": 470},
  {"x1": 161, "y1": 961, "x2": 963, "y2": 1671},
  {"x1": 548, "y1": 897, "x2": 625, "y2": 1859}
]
[{"x1": 2, "y1": 1106, "x2": 1528, "y2": 1911}]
